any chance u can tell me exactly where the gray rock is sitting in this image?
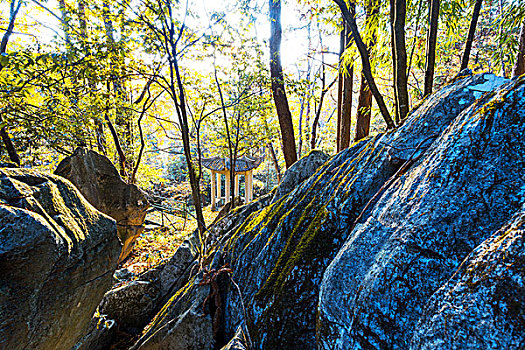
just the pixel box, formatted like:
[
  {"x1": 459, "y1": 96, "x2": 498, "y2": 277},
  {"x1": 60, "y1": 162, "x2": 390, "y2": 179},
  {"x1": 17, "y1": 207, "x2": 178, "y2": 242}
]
[
  {"x1": 158, "y1": 242, "x2": 196, "y2": 298},
  {"x1": 131, "y1": 273, "x2": 214, "y2": 350},
  {"x1": 410, "y1": 209, "x2": 525, "y2": 350},
  {"x1": 78, "y1": 240, "x2": 198, "y2": 349},
  {"x1": 98, "y1": 280, "x2": 161, "y2": 334},
  {"x1": 114, "y1": 268, "x2": 133, "y2": 281},
  {"x1": 115, "y1": 193, "x2": 273, "y2": 349},
  {"x1": 72, "y1": 314, "x2": 117, "y2": 350},
  {"x1": 0, "y1": 168, "x2": 120, "y2": 350},
  {"x1": 318, "y1": 75, "x2": 523, "y2": 348},
  {"x1": 55, "y1": 147, "x2": 149, "y2": 262},
  {"x1": 271, "y1": 150, "x2": 329, "y2": 204}
]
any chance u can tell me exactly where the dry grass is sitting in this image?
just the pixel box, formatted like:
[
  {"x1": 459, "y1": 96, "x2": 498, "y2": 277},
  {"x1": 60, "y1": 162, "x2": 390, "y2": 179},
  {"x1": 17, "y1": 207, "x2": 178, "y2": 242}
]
[{"x1": 121, "y1": 205, "x2": 219, "y2": 275}]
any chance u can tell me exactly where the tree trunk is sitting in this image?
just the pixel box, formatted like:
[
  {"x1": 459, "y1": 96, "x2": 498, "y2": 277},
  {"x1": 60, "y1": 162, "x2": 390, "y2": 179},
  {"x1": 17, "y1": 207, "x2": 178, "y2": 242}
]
[
  {"x1": 103, "y1": 0, "x2": 133, "y2": 164},
  {"x1": 172, "y1": 58, "x2": 206, "y2": 237},
  {"x1": 336, "y1": 20, "x2": 345, "y2": 152},
  {"x1": 0, "y1": 127, "x2": 20, "y2": 166},
  {"x1": 333, "y1": 0, "x2": 395, "y2": 129},
  {"x1": 389, "y1": 0, "x2": 398, "y2": 119},
  {"x1": 424, "y1": 0, "x2": 440, "y2": 96},
  {"x1": 512, "y1": 22, "x2": 525, "y2": 77},
  {"x1": 105, "y1": 82, "x2": 127, "y2": 178},
  {"x1": 392, "y1": 0, "x2": 409, "y2": 123},
  {"x1": 355, "y1": 0, "x2": 379, "y2": 142},
  {"x1": 340, "y1": 22, "x2": 354, "y2": 150},
  {"x1": 77, "y1": 0, "x2": 107, "y2": 154},
  {"x1": 269, "y1": 0, "x2": 297, "y2": 169},
  {"x1": 355, "y1": 76, "x2": 373, "y2": 141},
  {"x1": 298, "y1": 99, "x2": 304, "y2": 158},
  {"x1": 311, "y1": 42, "x2": 336, "y2": 150},
  {"x1": 298, "y1": 22, "x2": 313, "y2": 158},
  {"x1": 57, "y1": 0, "x2": 72, "y2": 48},
  {"x1": 268, "y1": 141, "x2": 282, "y2": 183},
  {"x1": 0, "y1": 0, "x2": 22, "y2": 164},
  {"x1": 0, "y1": 0, "x2": 22, "y2": 58},
  {"x1": 214, "y1": 64, "x2": 237, "y2": 208},
  {"x1": 460, "y1": 0, "x2": 483, "y2": 71}
]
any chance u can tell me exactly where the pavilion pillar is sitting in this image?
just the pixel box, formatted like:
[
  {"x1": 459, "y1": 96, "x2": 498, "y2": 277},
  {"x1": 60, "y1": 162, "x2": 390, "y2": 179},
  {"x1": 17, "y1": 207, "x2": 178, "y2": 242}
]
[
  {"x1": 217, "y1": 172, "x2": 222, "y2": 203},
  {"x1": 225, "y1": 171, "x2": 231, "y2": 203},
  {"x1": 211, "y1": 170, "x2": 216, "y2": 211},
  {"x1": 234, "y1": 174, "x2": 239, "y2": 199},
  {"x1": 245, "y1": 170, "x2": 253, "y2": 203}
]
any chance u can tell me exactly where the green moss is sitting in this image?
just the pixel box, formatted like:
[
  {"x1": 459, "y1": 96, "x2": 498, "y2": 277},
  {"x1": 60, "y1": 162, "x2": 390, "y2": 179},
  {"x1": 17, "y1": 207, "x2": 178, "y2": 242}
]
[
  {"x1": 226, "y1": 198, "x2": 288, "y2": 257},
  {"x1": 142, "y1": 275, "x2": 197, "y2": 336},
  {"x1": 255, "y1": 197, "x2": 322, "y2": 299}
]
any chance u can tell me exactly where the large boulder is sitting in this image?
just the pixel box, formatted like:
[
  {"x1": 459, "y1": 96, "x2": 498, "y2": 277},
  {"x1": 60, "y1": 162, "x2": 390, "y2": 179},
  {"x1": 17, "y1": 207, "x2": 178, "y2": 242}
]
[
  {"x1": 127, "y1": 73, "x2": 505, "y2": 350},
  {"x1": 0, "y1": 168, "x2": 120, "y2": 350},
  {"x1": 410, "y1": 209, "x2": 525, "y2": 349},
  {"x1": 318, "y1": 76, "x2": 524, "y2": 348},
  {"x1": 55, "y1": 147, "x2": 149, "y2": 262}
]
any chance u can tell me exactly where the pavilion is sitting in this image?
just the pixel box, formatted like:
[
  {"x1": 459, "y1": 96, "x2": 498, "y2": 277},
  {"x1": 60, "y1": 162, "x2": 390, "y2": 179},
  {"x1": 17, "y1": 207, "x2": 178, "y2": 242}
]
[{"x1": 202, "y1": 155, "x2": 264, "y2": 211}]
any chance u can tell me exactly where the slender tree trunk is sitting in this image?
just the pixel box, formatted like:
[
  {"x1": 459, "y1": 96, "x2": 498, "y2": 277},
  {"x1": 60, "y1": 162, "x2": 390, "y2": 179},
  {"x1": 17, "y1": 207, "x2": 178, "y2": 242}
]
[
  {"x1": 305, "y1": 87, "x2": 311, "y2": 153},
  {"x1": 131, "y1": 88, "x2": 159, "y2": 184},
  {"x1": 355, "y1": 0, "x2": 379, "y2": 142},
  {"x1": 231, "y1": 111, "x2": 243, "y2": 207},
  {"x1": 355, "y1": 75, "x2": 373, "y2": 141},
  {"x1": 171, "y1": 59, "x2": 206, "y2": 237},
  {"x1": 57, "y1": 0, "x2": 72, "y2": 48},
  {"x1": 424, "y1": 0, "x2": 440, "y2": 96},
  {"x1": 340, "y1": 22, "x2": 354, "y2": 150},
  {"x1": 214, "y1": 63, "x2": 237, "y2": 208},
  {"x1": 333, "y1": 0, "x2": 395, "y2": 129},
  {"x1": 392, "y1": 0, "x2": 409, "y2": 122},
  {"x1": 336, "y1": 20, "x2": 345, "y2": 152},
  {"x1": 0, "y1": 0, "x2": 22, "y2": 57},
  {"x1": 269, "y1": 0, "x2": 297, "y2": 169},
  {"x1": 298, "y1": 99, "x2": 304, "y2": 158},
  {"x1": 460, "y1": 0, "x2": 483, "y2": 71},
  {"x1": 0, "y1": 127, "x2": 20, "y2": 166},
  {"x1": 77, "y1": 0, "x2": 88, "y2": 43},
  {"x1": 162, "y1": 1, "x2": 206, "y2": 238},
  {"x1": 77, "y1": 0, "x2": 107, "y2": 154},
  {"x1": 298, "y1": 22, "x2": 312, "y2": 158},
  {"x1": 103, "y1": 0, "x2": 133, "y2": 163},
  {"x1": 311, "y1": 36, "x2": 336, "y2": 150},
  {"x1": 268, "y1": 142, "x2": 282, "y2": 183},
  {"x1": 105, "y1": 82, "x2": 127, "y2": 178},
  {"x1": 389, "y1": 0, "x2": 399, "y2": 119},
  {"x1": 0, "y1": 0, "x2": 22, "y2": 164},
  {"x1": 512, "y1": 22, "x2": 525, "y2": 77}
]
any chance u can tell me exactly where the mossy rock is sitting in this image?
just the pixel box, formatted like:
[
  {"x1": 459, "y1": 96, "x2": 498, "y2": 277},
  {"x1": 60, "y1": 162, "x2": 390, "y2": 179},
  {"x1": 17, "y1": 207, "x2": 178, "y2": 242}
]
[{"x1": 0, "y1": 168, "x2": 119, "y2": 350}]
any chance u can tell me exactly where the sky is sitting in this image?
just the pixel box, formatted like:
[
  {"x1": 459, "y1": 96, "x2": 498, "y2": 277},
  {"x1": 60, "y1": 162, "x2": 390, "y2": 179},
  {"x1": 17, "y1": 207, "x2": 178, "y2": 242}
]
[{"x1": 0, "y1": 0, "x2": 340, "y2": 74}]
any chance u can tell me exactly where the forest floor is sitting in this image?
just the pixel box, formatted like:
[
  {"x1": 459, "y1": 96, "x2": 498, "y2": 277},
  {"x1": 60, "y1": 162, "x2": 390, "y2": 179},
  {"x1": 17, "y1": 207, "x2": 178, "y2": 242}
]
[{"x1": 120, "y1": 205, "x2": 219, "y2": 275}]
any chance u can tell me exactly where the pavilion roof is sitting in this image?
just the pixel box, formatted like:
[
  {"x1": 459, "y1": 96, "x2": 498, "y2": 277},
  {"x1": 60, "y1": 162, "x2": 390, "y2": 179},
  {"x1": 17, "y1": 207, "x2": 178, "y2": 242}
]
[{"x1": 202, "y1": 155, "x2": 264, "y2": 172}]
